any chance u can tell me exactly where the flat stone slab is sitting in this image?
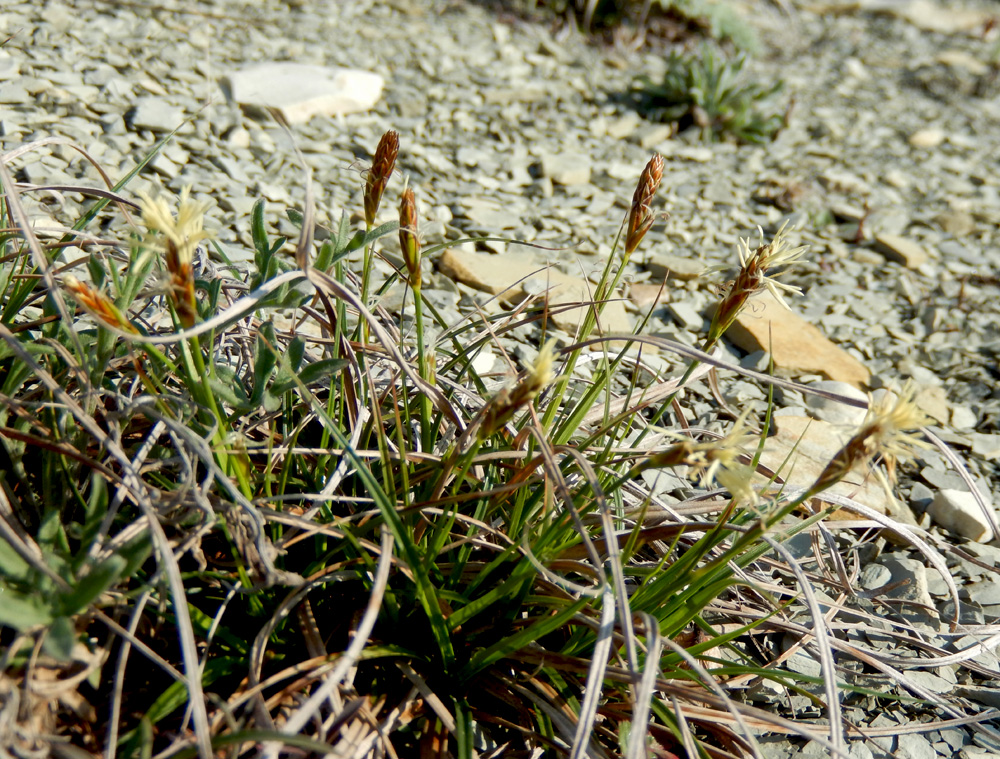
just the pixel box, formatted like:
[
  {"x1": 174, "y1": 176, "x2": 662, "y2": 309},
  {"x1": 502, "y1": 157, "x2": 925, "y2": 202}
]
[
  {"x1": 928, "y1": 488, "x2": 995, "y2": 542},
  {"x1": 643, "y1": 252, "x2": 705, "y2": 282},
  {"x1": 438, "y1": 248, "x2": 631, "y2": 336},
  {"x1": 873, "y1": 233, "x2": 929, "y2": 268},
  {"x1": 129, "y1": 97, "x2": 185, "y2": 132},
  {"x1": 223, "y1": 64, "x2": 384, "y2": 124},
  {"x1": 540, "y1": 151, "x2": 592, "y2": 186},
  {"x1": 715, "y1": 290, "x2": 870, "y2": 387}
]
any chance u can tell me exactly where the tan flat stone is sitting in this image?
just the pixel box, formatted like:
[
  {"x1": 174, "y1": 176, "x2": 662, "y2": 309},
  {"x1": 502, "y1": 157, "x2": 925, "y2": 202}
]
[
  {"x1": 438, "y1": 248, "x2": 632, "y2": 336},
  {"x1": 715, "y1": 290, "x2": 870, "y2": 387},
  {"x1": 644, "y1": 252, "x2": 705, "y2": 282},
  {"x1": 873, "y1": 234, "x2": 929, "y2": 268}
]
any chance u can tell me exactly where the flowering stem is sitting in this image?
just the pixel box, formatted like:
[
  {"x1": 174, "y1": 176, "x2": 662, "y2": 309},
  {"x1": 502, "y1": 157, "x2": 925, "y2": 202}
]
[{"x1": 413, "y1": 284, "x2": 434, "y2": 453}]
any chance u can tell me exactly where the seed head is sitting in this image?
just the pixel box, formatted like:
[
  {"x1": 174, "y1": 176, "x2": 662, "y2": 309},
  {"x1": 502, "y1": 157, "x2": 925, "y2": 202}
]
[
  {"x1": 704, "y1": 221, "x2": 807, "y2": 352},
  {"x1": 625, "y1": 154, "x2": 664, "y2": 256},
  {"x1": 809, "y1": 382, "x2": 929, "y2": 496},
  {"x1": 64, "y1": 275, "x2": 138, "y2": 334},
  {"x1": 398, "y1": 187, "x2": 421, "y2": 289},
  {"x1": 365, "y1": 130, "x2": 399, "y2": 227},
  {"x1": 138, "y1": 187, "x2": 209, "y2": 328},
  {"x1": 478, "y1": 340, "x2": 559, "y2": 441}
]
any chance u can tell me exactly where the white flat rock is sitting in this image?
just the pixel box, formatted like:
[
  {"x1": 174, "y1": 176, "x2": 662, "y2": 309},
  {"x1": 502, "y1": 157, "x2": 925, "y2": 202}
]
[
  {"x1": 223, "y1": 64, "x2": 384, "y2": 124},
  {"x1": 928, "y1": 489, "x2": 996, "y2": 543}
]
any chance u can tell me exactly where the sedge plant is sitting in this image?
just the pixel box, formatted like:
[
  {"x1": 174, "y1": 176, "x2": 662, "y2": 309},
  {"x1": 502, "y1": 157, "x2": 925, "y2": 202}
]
[{"x1": 0, "y1": 126, "x2": 995, "y2": 759}]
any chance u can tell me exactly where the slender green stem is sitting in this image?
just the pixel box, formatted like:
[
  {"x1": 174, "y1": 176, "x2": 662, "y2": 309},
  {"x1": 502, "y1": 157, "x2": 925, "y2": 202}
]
[{"x1": 412, "y1": 285, "x2": 433, "y2": 454}]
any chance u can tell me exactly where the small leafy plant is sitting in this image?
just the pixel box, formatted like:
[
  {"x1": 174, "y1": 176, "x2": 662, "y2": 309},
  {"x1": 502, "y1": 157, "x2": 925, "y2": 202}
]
[{"x1": 636, "y1": 44, "x2": 784, "y2": 143}]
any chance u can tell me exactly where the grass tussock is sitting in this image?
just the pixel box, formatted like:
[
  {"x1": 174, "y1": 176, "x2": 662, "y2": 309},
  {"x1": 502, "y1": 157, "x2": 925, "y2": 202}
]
[{"x1": 0, "y1": 129, "x2": 998, "y2": 759}]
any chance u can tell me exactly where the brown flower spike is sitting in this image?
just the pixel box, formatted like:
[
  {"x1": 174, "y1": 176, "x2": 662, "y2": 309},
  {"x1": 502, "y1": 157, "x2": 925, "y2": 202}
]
[
  {"x1": 365, "y1": 130, "x2": 399, "y2": 227},
  {"x1": 625, "y1": 153, "x2": 664, "y2": 256},
  {"x1": 703, "y1": 222, "x2": 807, "y2": 353},
  {"x1": 63, "y1": 275, "x2": 138, "y2": 334},
  {"x1": 807, "y1": 382, "x2": 929, "y2": 498},
  {"x1": 399, "y1": 187, "x2": 421, "y2": 290}
]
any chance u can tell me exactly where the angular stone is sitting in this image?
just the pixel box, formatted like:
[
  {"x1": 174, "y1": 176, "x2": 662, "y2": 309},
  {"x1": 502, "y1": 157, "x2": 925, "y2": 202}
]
[
  {"x1": 438, "y1": 248, "x2": 631, "y2": 336},
  {"x1": 913, "y1": 384, "x2": 950, "y2": 425},
  {"x1": 873, "y1": 234, "x2": 929, "y2": 268},
  {"x1": 0, "y1": 82, "x2": 31, "y2": 104},
  {"x1": 803, "y1": 380, "x2": 868, "y2": 425},
  {"x1": 896, "y1": 734, "x2": 936, "y2": 759},
  {"x1": 967, "y1": 580, "x2": 1000, "y2": 607},
  {"x1": 128, "y1": 97, "x2": 185, "y2": 132},
  {"x1": 628, "y1": 283, "x2": 668, "y2": 310},
  {"x1": 223, "y1": 64, "x2": 384, "y2": 124},
  {"x1": 881, "y1": 557, "x2": 934, "y2": 609},
  {"x1": 539, "y1": 152, "x2": 592, "y2": 186},
  {"x1": 715, "y1": 290, "x2": 870, "y2": 387},
  {"x1": 634, "y1": 123, "x2": 672, "y2": 149},
  {"x1": 928, "y1": 489, "x2": 995, "y2": 542},
  {"x1": 605, "y1": 113, "x2": 640, "y2": 139},
  {"x1": 667, "y1": 301, "x2": 704, "y2": 332},
  {"x1": 937, "y1": 50, "x2": 989, "y2": 75},
  {"x1": 969, "y1": 433, "x2": 1000, "y2": 460},
  {"x1": 871, "y1": 0, "x2": 994, "y2": 34},
  {"x1": 460, "y1": 198, "x2": 518, "y2": 230},
  {"x1": 934, "y1": 210, "x2": 976, "y2": 236},
  {"x1": 908, "y1": 128, "x2": 945, "y2": 148},
  {"x1": 644, "y1": 252, "x2": 705, "y2": 281}
]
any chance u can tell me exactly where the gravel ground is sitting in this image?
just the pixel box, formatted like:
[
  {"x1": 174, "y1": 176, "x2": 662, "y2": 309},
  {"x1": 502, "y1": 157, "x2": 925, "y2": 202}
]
[{"x1": 3, "y1": 0, "x2": 1000, "y2": 754}]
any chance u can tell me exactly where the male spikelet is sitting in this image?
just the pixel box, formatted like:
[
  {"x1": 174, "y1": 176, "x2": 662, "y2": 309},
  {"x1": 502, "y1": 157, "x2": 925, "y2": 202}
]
[
  {"x1": 807, "y1": 382, "x2": 929, "y2": 498},
  {"x1": 138, "y1": 187, "x2": 209, "y2": 329},
  {"x1": 365, "y1": 130, "x2": 399, "y2": 227},
  {"x1": 625, "y1": 154, "x2": 664, "y2": 256},
  {"x1": 479, "y1": 340, "x2": 558, "y2": 441},
  {"x1": 633, "y1": 410, "x2": 758, "y2": 505},
  {"x1": 703, "y1": 221, "x2": 807, "y2": 352}
]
